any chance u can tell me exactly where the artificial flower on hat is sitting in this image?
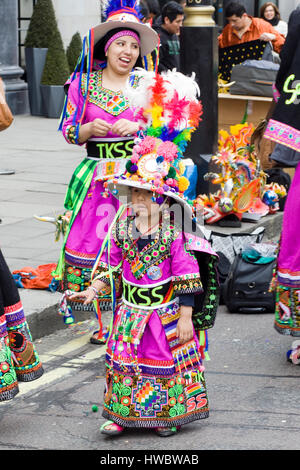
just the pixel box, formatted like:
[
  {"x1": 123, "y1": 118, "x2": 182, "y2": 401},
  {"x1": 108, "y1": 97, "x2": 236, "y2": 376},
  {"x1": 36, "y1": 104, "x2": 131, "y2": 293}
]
[{"x1": 104, "y1": 69, "x2": 203, "y2": 206}]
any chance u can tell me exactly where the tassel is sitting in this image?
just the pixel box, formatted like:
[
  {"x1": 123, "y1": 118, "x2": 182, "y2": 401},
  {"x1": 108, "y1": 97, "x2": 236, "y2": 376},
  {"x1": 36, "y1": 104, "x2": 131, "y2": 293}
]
[{"x1": 59, "y1": 290, "x2": 75, "y2": 325}]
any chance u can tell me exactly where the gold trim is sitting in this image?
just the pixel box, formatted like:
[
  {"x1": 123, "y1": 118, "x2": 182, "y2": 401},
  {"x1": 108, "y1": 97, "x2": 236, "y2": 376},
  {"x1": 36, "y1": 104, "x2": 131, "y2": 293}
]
[{"x1": 183, "y1": 5, "x2": 216, "y2": 27}]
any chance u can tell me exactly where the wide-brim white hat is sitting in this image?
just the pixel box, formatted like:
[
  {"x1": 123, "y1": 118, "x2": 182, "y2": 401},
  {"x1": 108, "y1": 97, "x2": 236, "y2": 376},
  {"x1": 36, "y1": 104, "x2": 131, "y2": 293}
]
[
  {"x1": 106, "y1": 178, "x2": 209, "y2": 238},
  {"x1": 92, "y1": 13, "x2": 159, "y2": 56}
]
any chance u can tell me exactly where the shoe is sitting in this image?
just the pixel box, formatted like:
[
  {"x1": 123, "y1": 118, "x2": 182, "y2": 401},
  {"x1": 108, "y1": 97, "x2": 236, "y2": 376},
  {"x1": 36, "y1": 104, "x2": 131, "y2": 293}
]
[
  {"x1": 155, "y1": 426, "x2": 180, "y2": 437},
  {"x1": 100, "y1": 420, "x2": 124, "y2": 436},
  {"x1": 90, "y1": 328, "x2": 109, "y2": 345},
  {"x1": 0, "y1": 169, "x2": 15, "y2": 175}
]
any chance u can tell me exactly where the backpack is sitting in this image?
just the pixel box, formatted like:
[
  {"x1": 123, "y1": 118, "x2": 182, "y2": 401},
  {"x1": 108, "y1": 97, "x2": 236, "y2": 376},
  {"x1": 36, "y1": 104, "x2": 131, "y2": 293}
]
[{"x1": 222, "y1": 246, "x2": 276, "y2": 313}]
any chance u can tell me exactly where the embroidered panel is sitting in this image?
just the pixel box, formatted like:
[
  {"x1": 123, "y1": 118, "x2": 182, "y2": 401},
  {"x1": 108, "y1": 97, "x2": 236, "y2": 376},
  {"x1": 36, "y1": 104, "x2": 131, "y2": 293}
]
[
  {"x1": 103, "y1": 368, "x2": 209, "y2": 427},
  {"x1": 113, "y1": 215, "x2": 178, "y2": 280},
  {"x1": 265, "y1": 119, "x2": 300, "y2": 152},
  {"x1": 274, "y1": 284, "x2": 300, "y2": 336},
  {"x1": 81, "y1": 71, "x2": 139, "y2": 116}
]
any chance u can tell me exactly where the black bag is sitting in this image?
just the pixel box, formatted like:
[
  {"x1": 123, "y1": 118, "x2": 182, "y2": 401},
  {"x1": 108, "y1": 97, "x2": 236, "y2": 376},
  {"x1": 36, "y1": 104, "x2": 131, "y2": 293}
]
[
  {"x1": 230, "y1": 60, "x2": 279, "y2": 97},
  {"x1": 210, "y1": 227, "x2": 265, "y2": 286},
  {"x1": 222, "y1": 251, "x2": 276, "y2": 313}
]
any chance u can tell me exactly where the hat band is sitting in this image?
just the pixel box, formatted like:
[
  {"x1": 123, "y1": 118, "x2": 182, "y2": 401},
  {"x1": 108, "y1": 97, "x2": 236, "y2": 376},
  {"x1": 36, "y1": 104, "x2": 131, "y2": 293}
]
[{"x1": 104, "y1": 30, "x2": 141, "y2": 53}]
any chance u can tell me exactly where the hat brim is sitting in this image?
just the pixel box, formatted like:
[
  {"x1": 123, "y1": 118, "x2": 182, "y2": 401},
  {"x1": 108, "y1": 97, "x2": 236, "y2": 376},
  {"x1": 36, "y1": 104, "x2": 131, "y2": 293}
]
[
  {"x1": 93, "y1": 21, "x2": 159, "y2": 56},
  {"x1": 106, "y1": 179, "x2": 209, "y2": 239}
]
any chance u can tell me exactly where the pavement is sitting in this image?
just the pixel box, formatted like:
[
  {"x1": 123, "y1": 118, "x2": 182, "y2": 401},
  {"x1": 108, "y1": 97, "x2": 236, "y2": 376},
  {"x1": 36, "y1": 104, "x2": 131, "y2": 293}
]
[{"x1": 0, "y1": 114, "x2": 283, "y2": 340}]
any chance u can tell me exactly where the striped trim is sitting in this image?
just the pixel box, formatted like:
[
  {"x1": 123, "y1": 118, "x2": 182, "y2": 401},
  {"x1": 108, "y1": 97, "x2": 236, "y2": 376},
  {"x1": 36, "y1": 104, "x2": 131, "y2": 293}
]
[{"x1": 277, "y1": 268, "x2": 300, "y2": 287}]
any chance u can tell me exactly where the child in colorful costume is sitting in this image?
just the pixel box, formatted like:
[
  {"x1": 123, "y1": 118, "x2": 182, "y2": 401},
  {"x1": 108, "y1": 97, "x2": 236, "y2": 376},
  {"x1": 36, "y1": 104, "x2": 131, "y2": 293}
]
[
  {"x1": 68, "y1": 70, "x2": 219, "y2": 436},
  {"x1": 52, "y1": 0, "x2": 159, "y2": 342},
  {"x1": 0, "y1": 249, "x2": 43, "y2": 401}
]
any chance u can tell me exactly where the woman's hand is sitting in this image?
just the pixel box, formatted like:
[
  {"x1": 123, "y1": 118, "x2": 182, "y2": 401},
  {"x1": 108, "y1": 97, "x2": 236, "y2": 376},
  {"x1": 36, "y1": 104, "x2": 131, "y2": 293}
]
[
  {"x1": 176, "y1": 306, "x2": 194, "y2": 344},
  {"x1": 67, "y1": 287, "x2": 96, "y2": 304},
  {"x1": 78, "y1": 118, "x2": 112, "y2": 142},
  {"x1": 111, "y1": 119, "x2": 139, "y2": 136},
  {"x1": 89, "y1": 118, "x2": 112, "y2": 137}
]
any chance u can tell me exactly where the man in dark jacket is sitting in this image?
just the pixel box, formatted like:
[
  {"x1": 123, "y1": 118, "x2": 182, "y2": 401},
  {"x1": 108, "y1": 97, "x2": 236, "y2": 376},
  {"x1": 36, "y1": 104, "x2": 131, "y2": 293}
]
[{"x1": 153, "y1": 1, "x2": 184, "y2": 72}]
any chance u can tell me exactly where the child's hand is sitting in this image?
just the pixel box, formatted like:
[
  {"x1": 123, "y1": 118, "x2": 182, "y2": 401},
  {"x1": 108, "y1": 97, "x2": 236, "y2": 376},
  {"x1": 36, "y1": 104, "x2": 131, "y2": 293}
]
[
  {"x1": 176, "y1": 306, "x2": 194, "y2": 344},
  {"x1": 67, "y1": 287, "x2": 96, "y2": 304}
]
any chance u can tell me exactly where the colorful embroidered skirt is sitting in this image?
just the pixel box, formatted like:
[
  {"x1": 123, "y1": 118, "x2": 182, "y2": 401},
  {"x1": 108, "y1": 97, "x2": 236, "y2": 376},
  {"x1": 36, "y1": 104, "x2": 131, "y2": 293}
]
[
  {"x1": 102, "y1": 300, "x2": 209, "y2": 428},
  {"x1": 0, "y1": 251, "x2": 43, "y2": 401},
  {"x1": 274, "y1": 162, "x2": 300, "y2": 336}
]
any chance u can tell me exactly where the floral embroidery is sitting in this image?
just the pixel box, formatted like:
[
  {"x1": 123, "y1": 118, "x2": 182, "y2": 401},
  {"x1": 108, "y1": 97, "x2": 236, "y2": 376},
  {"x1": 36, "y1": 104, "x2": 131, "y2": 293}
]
[{"x1": 113, "y1": 215, "x2": 178, "y2": 280}]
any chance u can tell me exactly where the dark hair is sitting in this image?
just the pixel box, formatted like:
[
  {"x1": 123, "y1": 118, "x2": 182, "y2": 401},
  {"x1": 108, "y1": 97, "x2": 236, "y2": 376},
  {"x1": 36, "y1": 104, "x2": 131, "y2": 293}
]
[
  {"x1": 145, "y1": 0, "x2": 160, "y2": 16},
  {"x1": 225, "y1": 2, "x2": 246, "y2": 18},
  {"x1": 139, "y1": 1, "x2": 151, "y2": 20},
  {"x1": 162, "y1": 1, "x2": 184, "y2": 23},
  {"x1": 260, "y1": 2, "x2": 281, "y2": 20}
]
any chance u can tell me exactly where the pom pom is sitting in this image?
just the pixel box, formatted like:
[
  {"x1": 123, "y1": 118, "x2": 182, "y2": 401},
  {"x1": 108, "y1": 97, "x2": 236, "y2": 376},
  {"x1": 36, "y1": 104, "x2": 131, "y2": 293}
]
[
  {"x1": 139, "y1": 135, "x2": 158, "y2": 155},
  {"x1": 131, "y1": 164, "x2": 138, "y2": 172},
  {"x1": 131, "y1": 155, "x2": 139, "y2": 163},
  {"x1": 178, "y1": 176, "x2": 190, "y2": 193},
  {"x1": 156, "y1": 155, "x2": 164, "y2": 164},
  {"x1": 156, "y1": 196, "x2": 165, "y2": 205},
  {"x1": 157, "y1": 141, "x2": 178, "y2": 162},
  {"x1": 126, "y1": 161, "x2": 138, "y2": 173},
  {"x1": 167, "y1": 166, "x2": 177, "y2": 179},
  {"x1": 179, "y1": 160, "x2": 186, "y2": 175}
]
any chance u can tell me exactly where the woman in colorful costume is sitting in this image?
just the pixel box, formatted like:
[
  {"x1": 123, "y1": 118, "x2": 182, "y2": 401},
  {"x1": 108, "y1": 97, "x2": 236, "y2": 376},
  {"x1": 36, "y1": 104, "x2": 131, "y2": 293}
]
[
  {"x1": 68, "y1": 70, "x2": 219, "y2": 436},
  {"x1": 53, "y1": 0, "x2": 159, "y2": 342},
  {"x1": 0, "y1": 249, "x2": 44, "y2": 401},
  {"x1": 263, "y1": 7, "x2": 300, "y2": 362}
]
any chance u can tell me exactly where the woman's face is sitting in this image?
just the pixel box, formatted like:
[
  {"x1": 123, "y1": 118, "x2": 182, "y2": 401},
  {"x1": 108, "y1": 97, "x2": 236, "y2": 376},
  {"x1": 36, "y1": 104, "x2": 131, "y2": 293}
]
[
  {"x1": 131, "y1": 187, "x2": 160, "y2": 219},
  {"x1": 106, "y1": 35, "x2": 140, "y2": 75},
  {"x1": 264, "y1": 5, "x2": 276, "y2": 20}
]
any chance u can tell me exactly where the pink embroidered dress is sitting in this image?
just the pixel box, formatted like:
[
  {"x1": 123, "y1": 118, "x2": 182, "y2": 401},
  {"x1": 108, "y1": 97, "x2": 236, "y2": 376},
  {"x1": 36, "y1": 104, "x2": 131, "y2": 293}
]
[
  {"x1": 93, "y1": 212, "x2": 219, "y2": 428},
  {"x1": 53, "y1": 69, "x2": 139, "y2": 311}
]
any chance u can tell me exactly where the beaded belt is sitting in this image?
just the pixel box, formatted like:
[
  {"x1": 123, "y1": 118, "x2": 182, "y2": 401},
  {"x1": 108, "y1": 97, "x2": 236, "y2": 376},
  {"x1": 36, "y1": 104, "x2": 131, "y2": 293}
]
[{"x1": 122, "y1": 277, "x2": 175, "y2": 308}]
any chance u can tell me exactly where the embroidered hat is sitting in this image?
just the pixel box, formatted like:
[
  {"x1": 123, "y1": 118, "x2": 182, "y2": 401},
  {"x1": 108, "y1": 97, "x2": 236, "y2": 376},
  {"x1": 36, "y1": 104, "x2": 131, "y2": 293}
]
[
  {"x1": 58, "y1": 0, "x2": 159, "y2": 137},
  {"x1": 93, "y1": 0, "x2": 159, "y2": 57},
  {"x1": 99, "y1": 69, "x2": 205, "y2": 228}
]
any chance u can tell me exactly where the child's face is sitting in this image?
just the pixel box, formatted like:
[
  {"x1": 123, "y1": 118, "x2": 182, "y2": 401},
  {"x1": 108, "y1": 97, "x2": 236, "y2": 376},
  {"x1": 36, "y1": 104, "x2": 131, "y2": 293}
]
[{"x1": 131, "y1": 187, "x2": 160, "y2": 219}]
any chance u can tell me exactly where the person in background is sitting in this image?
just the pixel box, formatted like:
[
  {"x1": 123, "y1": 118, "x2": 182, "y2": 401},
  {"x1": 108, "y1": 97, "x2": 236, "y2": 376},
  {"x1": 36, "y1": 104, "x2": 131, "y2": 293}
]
[
  {"x1": 0, "y1": 81, "x2": 44, "y2": 401},
  {"x1": 260, "y1": 2, "x2": 288, "y2": 37},
  {"x1": 0, "y1": 77, "x2": 15, "y2": 194},
  {"x1": 139, "y1": 0, "x2": 151, "y2": 23},
  {"x1": 153, "y1": 1, "x2": 184, "y2": 72},
  {"x1": 218, "y1": 1, "x2": 285, "y2": 54},
  {"x1": 263, "y1": 6, "x2": 300, "y2": 363},
  {"x1": 144, "y1": 0, "x2": 161, "y2": 25}
]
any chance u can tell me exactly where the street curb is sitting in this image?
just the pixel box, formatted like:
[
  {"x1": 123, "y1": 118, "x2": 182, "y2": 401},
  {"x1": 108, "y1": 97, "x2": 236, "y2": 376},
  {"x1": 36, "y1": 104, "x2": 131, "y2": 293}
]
[{"x1": 21, "y1": 211, "x2": 283, "y2": 341}]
